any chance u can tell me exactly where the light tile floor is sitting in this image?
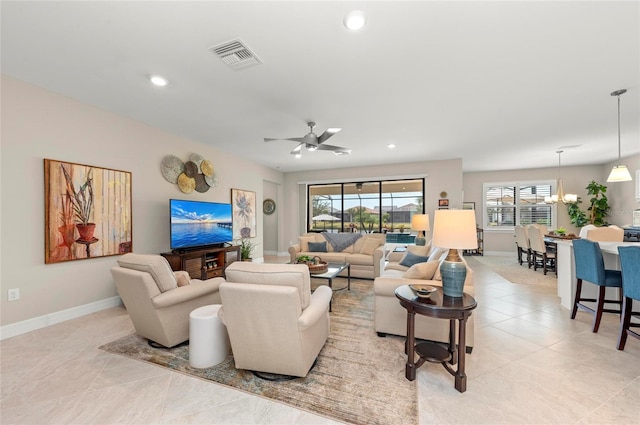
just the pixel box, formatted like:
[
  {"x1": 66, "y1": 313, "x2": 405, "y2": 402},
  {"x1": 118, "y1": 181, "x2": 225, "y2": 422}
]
[{"x1": 1, "y1": 256, "x2": 638, "y2": 424}]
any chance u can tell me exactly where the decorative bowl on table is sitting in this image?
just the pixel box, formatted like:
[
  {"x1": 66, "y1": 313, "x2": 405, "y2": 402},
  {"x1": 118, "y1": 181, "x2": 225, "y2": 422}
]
[
  {"x1": 295, "y1": 255, "x2": 329, "y2": 274},
  {"x1": 409, "y1": 284, "x2": 438, "y2": 298}
]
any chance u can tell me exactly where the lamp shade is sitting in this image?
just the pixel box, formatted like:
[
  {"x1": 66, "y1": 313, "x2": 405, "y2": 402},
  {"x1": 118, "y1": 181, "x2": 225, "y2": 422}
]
[
  {"x1": 607, "y1": 165, "x2": 632, "y2": 182},
  {"x1": 432, "y1": 210, "x2": 477, "y2": 250},
  {"x1": 411, "y1": 214, "x2": 430, "y2": 231}
]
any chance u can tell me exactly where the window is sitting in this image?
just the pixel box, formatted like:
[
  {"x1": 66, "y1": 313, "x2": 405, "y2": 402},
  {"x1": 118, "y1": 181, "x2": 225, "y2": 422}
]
[
  {"x1": 483, "y1": 181, "x2": 554, "y2": 230},
  {"x1": 308, "y1": 179, "x2": 424, "y2": 233}
]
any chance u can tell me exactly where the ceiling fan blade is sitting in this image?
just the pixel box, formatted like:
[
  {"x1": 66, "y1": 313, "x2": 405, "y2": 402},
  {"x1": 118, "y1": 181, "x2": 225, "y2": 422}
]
[
  {"x1": 317, "y1": 128, "x2": 341, "y2": 144},
  {"x1": 264, "y1": 137, "x2": 305, "y2": 143},
  {"x1": 315, "y1": 143, "x2": 349, "y2": 152}
]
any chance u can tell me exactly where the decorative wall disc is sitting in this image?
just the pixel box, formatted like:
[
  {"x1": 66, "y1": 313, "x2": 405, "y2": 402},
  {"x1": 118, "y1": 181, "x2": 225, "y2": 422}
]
[
  {"x1": 163, "y1": 153, "x2": 215, "y2": 193},
  {"x1": 200, "y1": 159, "x2": 214, "y2": 176},
  {"x1": 190, "y1": 153, "x2": 204, "y2": 165},
  {"x1": 204, "y1": 172, "x2": 218, "y2": 187},
  {"x1": 263, "y1": 198, "x2": 276, "y2": 215},
  {"x1": 177, "y1": 173, "x2": 196, "y2": 193},
  {"x1": 160, "y1": 155, "x2": 185, "y2": 184},
  {"x1": 184, "y1": 161, "x2": 199, "y2": 178},
  {"x1": 194, "y1": 173, "x2": 209, "y2": 193}
]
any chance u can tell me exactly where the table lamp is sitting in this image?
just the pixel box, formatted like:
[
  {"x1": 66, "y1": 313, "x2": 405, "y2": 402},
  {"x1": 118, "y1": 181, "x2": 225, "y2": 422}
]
[
  {"x1": 432, "y1": 210, "x2": 477, "y2": 297},
  {"x1": 411, "y1": 214, "x2": 430, "y2": 246}
]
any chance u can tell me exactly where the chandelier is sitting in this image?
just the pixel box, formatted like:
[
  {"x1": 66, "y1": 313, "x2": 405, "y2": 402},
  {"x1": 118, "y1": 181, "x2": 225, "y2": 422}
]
[{"x1": 545, "y1": 150, "x2": 577, "y2": 204}]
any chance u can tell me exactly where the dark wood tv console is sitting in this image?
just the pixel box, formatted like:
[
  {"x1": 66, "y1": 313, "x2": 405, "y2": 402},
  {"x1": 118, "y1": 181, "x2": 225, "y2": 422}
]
[{"x1": 161, "y1": 245, "x2": 240, "y2": 280}]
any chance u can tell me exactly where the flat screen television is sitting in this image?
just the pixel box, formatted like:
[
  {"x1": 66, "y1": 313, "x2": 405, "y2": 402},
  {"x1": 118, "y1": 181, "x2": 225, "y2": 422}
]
[{"x1": 170, "y1": 199, "x2": 233, "y2": 251}]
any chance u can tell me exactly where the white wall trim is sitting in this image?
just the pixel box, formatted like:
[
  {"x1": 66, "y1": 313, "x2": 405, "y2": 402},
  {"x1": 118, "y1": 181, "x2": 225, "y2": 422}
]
[{"x1": 0, "y1": 296, "x2": 122, "y2": 340}]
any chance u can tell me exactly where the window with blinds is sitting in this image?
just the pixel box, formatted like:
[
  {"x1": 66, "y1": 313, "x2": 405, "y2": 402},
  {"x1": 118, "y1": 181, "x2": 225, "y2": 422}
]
[{"x1": 484, "y1": 182, "x2": 554, "y2": 229}]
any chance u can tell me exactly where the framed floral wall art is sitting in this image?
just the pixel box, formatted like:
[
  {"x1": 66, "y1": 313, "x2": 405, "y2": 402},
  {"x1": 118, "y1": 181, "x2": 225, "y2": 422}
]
[
  {"x1": 231, "y1": 188, "x2": 256, "y2": 239},
  {"x1": 44, "y1": 159, "x2": 132, "y2": 264}
]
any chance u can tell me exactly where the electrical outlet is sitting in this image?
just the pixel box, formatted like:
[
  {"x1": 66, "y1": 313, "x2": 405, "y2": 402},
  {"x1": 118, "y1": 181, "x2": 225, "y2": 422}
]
[{"x1": 8, "y1": 288, "x2": 20, "y2": 301}]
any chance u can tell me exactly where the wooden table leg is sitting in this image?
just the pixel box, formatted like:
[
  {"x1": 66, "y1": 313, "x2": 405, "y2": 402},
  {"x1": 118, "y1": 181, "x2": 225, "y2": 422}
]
[
  {"x1": 454, "y1": 316, "x2": 468, "y2": 392},
  {"x1": 347, "y1": 264, "x2": 351, "y2": 290},
  {"x1": 448, "y1": 319, "x2": 457, "y2": 365},
  {"x1": 405, "y1": 309, "x2": 416, "y2": 381}
]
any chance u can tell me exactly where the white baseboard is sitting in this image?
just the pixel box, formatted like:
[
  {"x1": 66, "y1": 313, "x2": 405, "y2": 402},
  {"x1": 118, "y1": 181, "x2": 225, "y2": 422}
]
[{"x1": 0, "y1": 296, "x2": 122, "y2": 341}]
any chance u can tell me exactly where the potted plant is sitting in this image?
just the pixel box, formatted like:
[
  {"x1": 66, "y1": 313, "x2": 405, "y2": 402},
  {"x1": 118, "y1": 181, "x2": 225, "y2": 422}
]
[
  {"x1": 567, "y1": 180, "x2": 610, "y2": 228},
  {"x1": 61, "y1": 165, "x2": 95, "y2": 241},
  {"x1": 238, "y1": 238, "x2": 258, "y2": 261}
]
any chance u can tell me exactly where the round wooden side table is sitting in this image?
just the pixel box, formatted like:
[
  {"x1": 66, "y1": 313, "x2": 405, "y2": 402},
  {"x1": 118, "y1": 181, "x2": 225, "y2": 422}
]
[{"x1": 395, "y1": 285, "x2": 477, "y2": 393}]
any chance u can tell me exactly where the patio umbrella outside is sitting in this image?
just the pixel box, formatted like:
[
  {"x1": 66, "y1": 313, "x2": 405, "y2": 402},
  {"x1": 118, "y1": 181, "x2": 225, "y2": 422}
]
[{"x1": 312, "y1": 214, "x2": 340, "y2": 231}]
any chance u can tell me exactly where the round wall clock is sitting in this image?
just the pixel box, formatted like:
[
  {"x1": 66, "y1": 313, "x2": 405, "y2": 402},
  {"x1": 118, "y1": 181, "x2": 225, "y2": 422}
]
[
  {"x1": 440, "y1": 191, "x2": 448, "y2": 198},
  {"x1": 263, "y1": 198, "x2": 276, "y2": 215}
]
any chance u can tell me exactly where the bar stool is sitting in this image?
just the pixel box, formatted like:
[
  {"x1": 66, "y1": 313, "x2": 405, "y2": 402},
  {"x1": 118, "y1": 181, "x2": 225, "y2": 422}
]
[
  {"x1": 571, "y1": 239, "x2": 622, "y2": 332},
  {"x1": 616, "y1": 246, "x2": 640, "y2": 350}
]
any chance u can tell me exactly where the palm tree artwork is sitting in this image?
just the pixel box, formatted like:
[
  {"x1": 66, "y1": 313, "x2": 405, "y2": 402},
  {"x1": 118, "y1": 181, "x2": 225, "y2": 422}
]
[{"x1": 232, "y1": 189, "x2": 256, "y2": 239}]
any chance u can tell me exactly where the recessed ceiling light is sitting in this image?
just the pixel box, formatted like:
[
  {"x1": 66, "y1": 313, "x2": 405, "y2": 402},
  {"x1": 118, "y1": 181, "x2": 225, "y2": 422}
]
[
  {"x1": 149, "y1": 75, "x2": 168, "y2": 87},
  {"x1": 387, "y1": 144, "x2": 396, "y2": 149},
  {"x1": 344, "y1": 10, "x2": 367, "y2": 31}
]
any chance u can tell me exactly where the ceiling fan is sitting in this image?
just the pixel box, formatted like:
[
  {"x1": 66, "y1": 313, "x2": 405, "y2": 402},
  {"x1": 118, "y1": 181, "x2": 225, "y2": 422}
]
[{"x1": 264, "y1": 122, "x2": 351, "y2": 157}]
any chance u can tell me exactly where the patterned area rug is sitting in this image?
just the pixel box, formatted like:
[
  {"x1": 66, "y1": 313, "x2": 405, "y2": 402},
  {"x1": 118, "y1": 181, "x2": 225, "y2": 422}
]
[
  {"x1": 99, "y1": 278, "x2": 416, "y2": 425},
  {"x1": 466, "y1": 255, "x2": 557, "y2": 287}
]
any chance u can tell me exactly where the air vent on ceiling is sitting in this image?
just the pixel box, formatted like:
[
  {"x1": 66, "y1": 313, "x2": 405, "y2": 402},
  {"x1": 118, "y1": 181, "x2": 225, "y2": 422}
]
[{"x1": 210, "y1": 39, "x2": 262, "y2": 71}]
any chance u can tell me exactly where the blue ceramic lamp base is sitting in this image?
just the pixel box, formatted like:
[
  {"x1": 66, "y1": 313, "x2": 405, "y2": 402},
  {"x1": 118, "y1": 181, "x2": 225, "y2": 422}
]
[{"x1": 440, "y1": 250, "x2": 467, "y2": 297}]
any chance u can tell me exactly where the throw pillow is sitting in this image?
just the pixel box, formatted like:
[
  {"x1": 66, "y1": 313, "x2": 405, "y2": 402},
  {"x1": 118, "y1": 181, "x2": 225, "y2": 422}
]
[
  {"x1": 360, "y1": 238, "x2": 382, "y2": 255},
  {"x1": 399, "y1": 251, "x2": 429, "y2": 268},
  {"x1": 428, "y1": 247, "x2": 446, "y2": 262},
  {"x1": 308, "y1": 241, "x2": 328, "y2": 252},
  {"x1": 402, "y1": 260, "x2": 440, "y2": 280},
  {"x1": 299, "y1": 236, "x2": 315, "y2": 252},
  {"x1": 407, "y1": 244, "x2": 431, "y2": 257},
  {"x1": 174, "y1": 271, "x2": 191, "y2": 287}
]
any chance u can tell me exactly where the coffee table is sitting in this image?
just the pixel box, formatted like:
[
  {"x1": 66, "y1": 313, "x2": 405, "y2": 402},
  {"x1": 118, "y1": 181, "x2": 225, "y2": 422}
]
[{"x1": 310, "y1": 262, "x2": 350, "y2": 311}]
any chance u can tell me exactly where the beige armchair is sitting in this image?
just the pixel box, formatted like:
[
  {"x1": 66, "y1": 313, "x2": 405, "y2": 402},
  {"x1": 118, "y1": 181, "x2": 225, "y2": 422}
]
[
  {"x1": 220, "y1": 262, "x2": 332, "y2": 377},
  {"x1": 111, "y1": 253, "x2": 223, "y2": 348}
]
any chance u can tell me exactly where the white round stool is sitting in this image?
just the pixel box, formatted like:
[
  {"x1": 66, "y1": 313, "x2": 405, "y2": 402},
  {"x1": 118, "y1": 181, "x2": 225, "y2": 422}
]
[{"x1": 189, "y1": 304, "x2": 229, "y2": 368}]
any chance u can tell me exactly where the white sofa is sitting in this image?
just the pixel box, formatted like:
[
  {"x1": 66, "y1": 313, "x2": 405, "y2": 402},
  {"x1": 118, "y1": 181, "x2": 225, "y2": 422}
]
[
  {"x1": 373, "y1": 245, "x2": 475, "y2": 350},
  {"x1": 288, "y1": 232, "x2": 386, "y2": 279}
]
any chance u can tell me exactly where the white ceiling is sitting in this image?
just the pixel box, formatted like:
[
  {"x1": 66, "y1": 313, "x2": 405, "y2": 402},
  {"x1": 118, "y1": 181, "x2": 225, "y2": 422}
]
[{"x1": 2, "y1": 1, "x2": 639, "y2": 173}]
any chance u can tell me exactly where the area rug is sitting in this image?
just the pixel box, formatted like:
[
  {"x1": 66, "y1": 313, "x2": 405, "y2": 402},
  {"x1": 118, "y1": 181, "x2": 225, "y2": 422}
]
[
  {"x1": 466, "y1": 255, "x2": 557, "y2": 288},
  {"x1": 99, "y1": 278, "x2": 416, "y2": 425}
]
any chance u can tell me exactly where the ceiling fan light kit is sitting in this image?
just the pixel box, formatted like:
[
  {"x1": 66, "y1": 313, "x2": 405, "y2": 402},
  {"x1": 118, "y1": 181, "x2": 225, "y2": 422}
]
[
  {"x1": 266, "y1": 121, "x2": 351, "y2": 158},
  {"x1": 607, "y1": 89, "x2": 633, "y2": 183}
]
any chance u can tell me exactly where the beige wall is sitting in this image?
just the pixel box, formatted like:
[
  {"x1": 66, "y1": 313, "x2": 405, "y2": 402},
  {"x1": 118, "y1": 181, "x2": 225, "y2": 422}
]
[
  {"x1": 0, "y1": 75, "x2": 283, "y2": 327},
  {"x1": 463, "y1": 154, "x2": 640, "y2": 253}
]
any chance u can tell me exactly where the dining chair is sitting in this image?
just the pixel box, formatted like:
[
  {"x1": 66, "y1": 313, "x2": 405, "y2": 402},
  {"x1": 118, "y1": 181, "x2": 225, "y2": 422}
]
[
  {"x1": 527, "y1": 225, "x2": 555, "y2": 275},
  {"x1": 571, "y1": 239, "x2": 622, "y2": 332},
  {"x1": 514, "y1": 225, "x2": 531, "y2": 266},
  {"x1": 582, "y1": 225, "x2": 624, "y2": 242},
  {"x1": 616, "y1": 246, "x2": 640, "y2": 350}
]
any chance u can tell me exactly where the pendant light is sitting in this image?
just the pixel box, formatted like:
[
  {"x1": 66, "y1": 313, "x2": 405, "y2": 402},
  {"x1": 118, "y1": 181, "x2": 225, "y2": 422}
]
[
  {"x1": 545, "y1": 150, "x2": 577, "y2": 204},
  {"x1": 607, "y1": 89, "x2": 632, "y2": 182}
]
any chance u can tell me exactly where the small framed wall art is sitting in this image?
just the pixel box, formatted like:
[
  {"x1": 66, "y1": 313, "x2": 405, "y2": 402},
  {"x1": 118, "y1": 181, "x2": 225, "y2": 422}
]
[{"x1": 231, "y1": 188, "x2": 257, "y2": 239}]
